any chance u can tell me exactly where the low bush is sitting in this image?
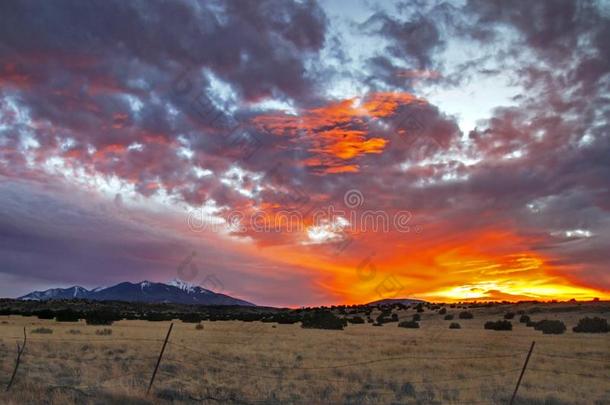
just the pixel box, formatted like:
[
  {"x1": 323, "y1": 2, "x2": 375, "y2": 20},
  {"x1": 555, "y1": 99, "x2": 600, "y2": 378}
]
[
  {"x1": 264, "y1": 313, "x2": 301, "y2": 324},
  {"x1": 195, "y1": 323, "x2": 204, "y2": 330},
  {"x1": 33, "y1": 309, "x2": 55, "y2": 320},
  {"x1": 519, "y1": 315, "x2": 531, "y2": 323},
  {"x1": 438, "y1": 308, "x2": 447, "y2": 315},
  {"x1": 444, "y1": 314, "x2": 454, "y2": 320},
  {"x1": 534, "y1": 320, "x2": 566, "y2": 334},
  {"x1": 375, "y1": 313, "x2": 398, "y2": 324},
  {"x1": 179, "y1": 313, "x2": 203, "y2": 323},
  {"x1": 412, "y1": 314, "x2": 421, "y2": 322},
  {"x1": 398, "y1": 320, "x2": 420, "y2": 329},
  {"x1": 301, "y1": 311, "x2": 346, "y2": 330},
  {"x1": 458, "y1": 311, "x2": 474, "y2": 319},
  {"x1": 449, "y1": 322, "x2": 461, "y2": 329},
  {"x1": 142, "y1": 312, "x2": 174, "y2": 322},
  {"x1": 84, "y1": 309, "x2": 121, "y2": 325},
  {"x1": 346, "y1": 316, "x2": 365, "y2": 324},
  {"x1": 504, "y1": 312, "x2": 515, "y2": 319},
  {"x1": 95, "y1": 328, "x2": 113, "y2": 336},
  {"x1": 484, "y1": 320, "x2": 512, "y2": 331},
  {"x1": 68, "y1": 329, "x2": 81, "y2": 334},
  {"x1": 55, "y1": 309, "x2": 81, "y2": 322},
  {"x1": 400, "y1": 382, "x2": 416, "y2": 397},
  {"x1": 31, "y1": 327, "x2": 53, "y2": 334},
  {"x1": 573, "y1": 317, "x2": 609, "y2": 333}
]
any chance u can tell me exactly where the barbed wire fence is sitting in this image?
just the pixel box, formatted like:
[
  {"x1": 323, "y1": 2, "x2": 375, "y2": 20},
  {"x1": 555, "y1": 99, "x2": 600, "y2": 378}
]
[{"x1": 1, "y1": 321, "x2": 609, "y2": 405}]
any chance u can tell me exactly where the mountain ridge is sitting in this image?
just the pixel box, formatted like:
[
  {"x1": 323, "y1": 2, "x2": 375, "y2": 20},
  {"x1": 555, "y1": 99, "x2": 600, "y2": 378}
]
[
  {"x1": 19, "y1": 279, "x2": 255, "y2": 306},
  {"x1": 366, "y1": 298, "x2": 427, "y2": 306}
]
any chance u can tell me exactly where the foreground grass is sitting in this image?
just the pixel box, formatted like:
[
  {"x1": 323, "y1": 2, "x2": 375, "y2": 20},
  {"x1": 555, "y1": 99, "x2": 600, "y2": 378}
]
[{"x1": 0, "y1": 302, "x2": 608, "y2": 404}]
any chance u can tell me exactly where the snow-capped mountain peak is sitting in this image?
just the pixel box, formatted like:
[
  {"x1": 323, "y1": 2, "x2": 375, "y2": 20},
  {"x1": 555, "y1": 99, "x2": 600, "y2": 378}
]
[
  {"x1": 18, "y1": 280, "x2": 255, "y2": 306},
  {"x1": 168, "y1": 278, "x2": 196, "y2": 293}
]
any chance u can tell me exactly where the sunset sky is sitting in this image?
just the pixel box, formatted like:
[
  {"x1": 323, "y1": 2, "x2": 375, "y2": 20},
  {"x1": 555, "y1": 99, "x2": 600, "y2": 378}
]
[{"x1": 1, "y1": 0, "x2": 609, "y2": 306}]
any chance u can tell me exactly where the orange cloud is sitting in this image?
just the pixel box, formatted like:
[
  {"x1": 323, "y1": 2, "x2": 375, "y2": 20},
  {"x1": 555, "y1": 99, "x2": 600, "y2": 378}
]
[
  {"x1": 253, "y1": 92, "x2": 424, "y2": 174},
  {"x1": 248, "y1": 226, "x2": 610, "y2": 305}
]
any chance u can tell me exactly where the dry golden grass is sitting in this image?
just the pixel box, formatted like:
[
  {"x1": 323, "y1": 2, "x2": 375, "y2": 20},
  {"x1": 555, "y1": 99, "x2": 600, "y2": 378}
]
[{"x1": 0, "y1": 303, "x2": 608, "y2": 404}]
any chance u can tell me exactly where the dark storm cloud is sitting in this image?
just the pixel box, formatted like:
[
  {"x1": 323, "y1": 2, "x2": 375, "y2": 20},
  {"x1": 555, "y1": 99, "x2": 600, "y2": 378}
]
[
  {"x1": 0, "y1": 0, "x2": 329, "y2": 201},
  {"x1": 363, "y1": 9, "x2": 445, "y2": 70},
  {"x1": 1, "y1": 0, "x2": 609, "y2": 299},
  {"x1": 0, "y1": 0, "x2": 327, "y2": 98}
]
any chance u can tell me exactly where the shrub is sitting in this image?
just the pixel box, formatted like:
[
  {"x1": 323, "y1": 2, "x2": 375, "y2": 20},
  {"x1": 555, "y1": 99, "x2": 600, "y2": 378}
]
[
  {"x1": 31, "y1": 327, "x2": 53, "y2": 334},
  {"x1": 143, "y1": 312, "x2": 174, "y2": 322},
  {"x1": 449, "y1": 322, "x2": 461, "y2": 329},
  {"x1": 519, "y1": 315, "x2": 530, "y2": 323},
  {"x1": 68, "y1": 329, "x2": 81, "y2": 334},
  {"x1": 84, "y1": 310, "x2": 120, "y2": 325},
  {"x1": 573, "y1": 317, "x2": 609, "y2": 333},
  {"x1": 412, "y1": 314, "x2": 421, "y2": 322},
  {"x1": 347, "y1": 316, "x2": 365, "y2": 324},
  {"x1": 444, "y1": 314, "x2": 454, "y2": 320},
  {"x1": 265, "y1": 313, "x2": 301, "y2": 324},
  {"x1": 33, "y1": 309, "x2": 55, "y2": 320},
  {"x1": 438, "y1": 308, "x2": 447, "y2": 315},
  {"x1": 179, "y1": 313, "x2": 203, "y2": 323},
  {"x1": 195, "y1": 323, "x2": 204, "y2": 330},
  {"x1": 398, "y1": 320, "x2": 419, "y2": 329},
  {"x1": 534, "y1": 320, "x2": 566, "y2": 334},
  {"x1": 301, "y1": 311, "x2": 346, "y2": 330},
  {"x1": 504, "y1": 312, "x2": 515, "y2": 319},
  {"x1": 526, "y1": 320, "x2": 538, "y2": 327},
  {"x1": 484, "y1": 320, "x2": 512, "y2": 331},
  {"x1": 400, "y1": 382, "x2": 416, "y2": 397},
  {"x1": 95, "y1": 328, "x2": 113, "y2": 336},
  {"x1": 55, "y1": 309, "x2": 81, "y2": 322},
  {"x1": 376, "y1": 313, "x2": 398, "y2": 324},
  {"x1": 458, "y1": 311, "x2": 474, "y2": 319}
]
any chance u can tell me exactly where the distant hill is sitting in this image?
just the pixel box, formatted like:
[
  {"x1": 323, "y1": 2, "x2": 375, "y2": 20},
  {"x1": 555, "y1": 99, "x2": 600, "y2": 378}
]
[
  {"x1": 366, "y1": 298, "x2": 427, "y2": 306},
  {"x1": 19, "y1": 278, "x2": 255, "y2": 306}
]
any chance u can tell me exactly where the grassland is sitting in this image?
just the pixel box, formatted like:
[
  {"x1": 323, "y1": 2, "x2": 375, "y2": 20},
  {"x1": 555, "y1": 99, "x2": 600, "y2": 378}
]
[{"x1": 0, "y1": 301, "x2": 608, "y2": 404}]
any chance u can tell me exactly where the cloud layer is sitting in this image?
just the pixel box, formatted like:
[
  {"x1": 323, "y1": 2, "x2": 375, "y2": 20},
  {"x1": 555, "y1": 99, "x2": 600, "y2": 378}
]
[{"x1": 1, "y1": 0, "x2": 609, "y2": 304}]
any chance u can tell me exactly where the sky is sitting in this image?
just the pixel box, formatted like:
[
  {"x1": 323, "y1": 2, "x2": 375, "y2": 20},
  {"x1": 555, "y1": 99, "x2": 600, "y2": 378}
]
[{"x1": 1, "y1": 0, "x2": 609, "y2": 306}]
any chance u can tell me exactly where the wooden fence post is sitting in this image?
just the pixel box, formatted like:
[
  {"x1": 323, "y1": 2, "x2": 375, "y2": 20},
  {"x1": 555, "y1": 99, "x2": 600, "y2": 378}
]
[
  {"x1": 509, "y1": 341, "x2": 536, "y2": 405},
  {"x1": 6, "y1": 327, "x2": 27, "y2": 392},
  {"x1": 147, "y1": 322, "x2": 174, "y2": 395}
]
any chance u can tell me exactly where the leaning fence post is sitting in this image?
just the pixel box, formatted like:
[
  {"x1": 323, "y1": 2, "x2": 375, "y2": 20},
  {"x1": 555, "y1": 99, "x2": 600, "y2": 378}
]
[
  {"x1": 509, "y1": 341, "x2": 536, "y2": 405},
  {"x1": 6, "y1": 327, "x2": 27, "y2": 392},
  {"x1": 147, "y1": 322, "x2": 173, "y2": 395}
]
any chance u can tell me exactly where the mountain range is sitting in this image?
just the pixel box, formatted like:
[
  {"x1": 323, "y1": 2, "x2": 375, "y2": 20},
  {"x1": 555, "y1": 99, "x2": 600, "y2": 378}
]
[
  {"x1": 366, "y1": 298, "x2": 427, "y2": 306},
  {"x1": 18, "y1": 279, "x2": 255, "y2": 306}
]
